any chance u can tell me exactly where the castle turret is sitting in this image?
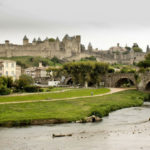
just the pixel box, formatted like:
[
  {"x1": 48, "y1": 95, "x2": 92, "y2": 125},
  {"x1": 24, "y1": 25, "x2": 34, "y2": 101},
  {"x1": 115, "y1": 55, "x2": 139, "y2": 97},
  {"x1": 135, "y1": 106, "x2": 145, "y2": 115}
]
[
  {"x1": 5, "y1": 40, "x2": 9, "y2": 45},
  {"x1": 44, "y1": 37, "x2": 49, "y2": 41},
  {"x1": 23, "y1": 35, "x2": 29, "y2": 45},
  {"x1": 32, "y1": 38, "x2": 36, "y2": 45},
  {"x1": 81, "y1": 44, "x2": 85, "y2": 52},
  {"x1": 37, "y1": 37, "x2": 42, "y2": 43},
  {"x1": 76, "y1": 35, "x2": 81, "y2": 53},
  {"x1": 56, "y1": 37, "x2": 60, "y2": 42},
  {"x1": 44, "y1": 37, "x2": 49, "y2": 46},
  {"x1": 88, "y1": 42, "x2": 93, "y2": 52},
  {"x1": 117, "y1": 43, "x2": 120, "y2": 47},
  {"x1": 146, "y1": 45, "x2": 150, "y2": 53},
  {"x1": 55, "y1": 37, "x2": 60, "y2": 51}
]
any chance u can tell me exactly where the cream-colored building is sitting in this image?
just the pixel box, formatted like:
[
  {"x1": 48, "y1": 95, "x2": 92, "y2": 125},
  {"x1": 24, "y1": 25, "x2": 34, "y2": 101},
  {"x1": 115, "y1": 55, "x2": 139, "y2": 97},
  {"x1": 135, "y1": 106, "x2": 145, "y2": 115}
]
[
  {"x1": 24, "y1": 63, "x2": 48, "y2": 79},
  {"x1": 0, "y1": 60, "x2": 21, "y2": 80}
]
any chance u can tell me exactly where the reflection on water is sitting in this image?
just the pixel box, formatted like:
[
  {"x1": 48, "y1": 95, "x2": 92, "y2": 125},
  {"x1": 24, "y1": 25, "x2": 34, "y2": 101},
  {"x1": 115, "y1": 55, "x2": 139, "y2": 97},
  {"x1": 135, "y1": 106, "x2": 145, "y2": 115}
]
[{"x1": 0, "y1": 103, "x2": 150, "y2": 150}]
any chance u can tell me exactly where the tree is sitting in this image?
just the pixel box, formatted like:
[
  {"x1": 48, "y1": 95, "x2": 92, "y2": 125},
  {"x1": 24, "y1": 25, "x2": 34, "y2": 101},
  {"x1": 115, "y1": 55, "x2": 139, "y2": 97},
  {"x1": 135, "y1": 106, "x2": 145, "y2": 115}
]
[
  {"x1": 137, "y1": 53, "x2": 150, "y2": 69},
  {"x1": 0, "y1": 76, "x2": 13, "y2": 88},
  {"x1": 145, "y1": 53, "x2": 150, "y2": 60},
  {"x1": 132, "y1": 43, "x2": 143, "y2": 52},
  {"x1": 49, "y1": 38, "x2": 55, "y2": 42},
  {"x1": 63, "y1": 61, "x2": 109, "y2": 87},
  {"x1": 51, "y1": 56, "x2": 62, "y2": 64},
  {"x1": 46, "y1": 66, "x2": 64, "y2": 81},
  {"x1": 15, "y1": 74, "x2": 34, "y2": 90}
]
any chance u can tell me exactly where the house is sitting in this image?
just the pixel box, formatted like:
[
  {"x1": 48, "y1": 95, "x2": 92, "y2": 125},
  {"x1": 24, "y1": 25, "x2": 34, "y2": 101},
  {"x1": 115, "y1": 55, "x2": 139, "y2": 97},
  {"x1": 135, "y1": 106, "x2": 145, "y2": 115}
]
[{"x1": 0, "y1": 59, "x2": 21, "y2": 80}]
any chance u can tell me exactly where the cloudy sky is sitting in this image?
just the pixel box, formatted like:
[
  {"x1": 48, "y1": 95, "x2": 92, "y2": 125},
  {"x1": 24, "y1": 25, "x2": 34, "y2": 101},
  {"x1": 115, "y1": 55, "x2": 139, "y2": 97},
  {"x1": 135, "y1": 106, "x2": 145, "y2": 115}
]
[{"x1": 0, "y1": 0, "x2": 150, "y2": 51}]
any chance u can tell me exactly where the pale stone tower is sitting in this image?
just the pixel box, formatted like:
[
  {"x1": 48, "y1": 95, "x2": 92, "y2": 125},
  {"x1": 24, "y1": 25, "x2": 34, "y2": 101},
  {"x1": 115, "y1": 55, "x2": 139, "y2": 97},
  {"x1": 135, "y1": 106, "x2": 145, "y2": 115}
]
[
  {"x1": 5, "y1": 40, "x2": 9, "y2": 45},
  {"x1": 23, "y1": 35, "x2": 29, "y2": 45},
  {"x1": 117, "y1": 43, "x2": 120, "y2": 47},
  {"x1": 76, "y1": 35, "x2": 81, "y2": 53},
  {"x1": 37, "y1": 37, "x2": 42, "y2": 43},
  {"x1": 32, "y1": 38, "x2": 36, "y2": 45},
  {"x1": 88, "y1": 42, "x2": 93, "y2": 52},
  {"x1": 55, "y1": 37, "x2": 60, "y2": 51},
  {"x1": 146, "y1": 45, "x2": 150, "y2": 53}
]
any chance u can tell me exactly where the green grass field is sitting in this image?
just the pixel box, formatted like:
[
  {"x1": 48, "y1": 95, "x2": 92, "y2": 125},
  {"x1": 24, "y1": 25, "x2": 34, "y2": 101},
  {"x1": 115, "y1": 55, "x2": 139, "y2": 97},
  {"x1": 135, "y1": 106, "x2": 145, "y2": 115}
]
[
  {"x1": 0, "y1": 90, "x2": 147, "y2": 126},
  {"x1": 0, "y1": 88, "x2": 110, "y2": 103}
]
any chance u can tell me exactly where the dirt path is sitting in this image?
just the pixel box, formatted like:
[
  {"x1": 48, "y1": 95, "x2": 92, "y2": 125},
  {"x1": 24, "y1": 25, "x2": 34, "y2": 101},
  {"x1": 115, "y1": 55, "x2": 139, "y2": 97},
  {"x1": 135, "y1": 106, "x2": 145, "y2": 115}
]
[
  {"x1": 0, "y1": 88, "x2": 133, "y2": 105},
  {"x1": 1, "y1": 89, "x2": 72, "y2": 97}
]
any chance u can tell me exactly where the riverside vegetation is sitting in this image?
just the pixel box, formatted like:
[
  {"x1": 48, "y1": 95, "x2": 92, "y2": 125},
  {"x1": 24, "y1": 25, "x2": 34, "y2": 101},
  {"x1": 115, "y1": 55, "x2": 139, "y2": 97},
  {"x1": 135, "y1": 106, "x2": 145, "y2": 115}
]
[{"x1": 0, "y1": 89, "x2": 148, "y2": 127}]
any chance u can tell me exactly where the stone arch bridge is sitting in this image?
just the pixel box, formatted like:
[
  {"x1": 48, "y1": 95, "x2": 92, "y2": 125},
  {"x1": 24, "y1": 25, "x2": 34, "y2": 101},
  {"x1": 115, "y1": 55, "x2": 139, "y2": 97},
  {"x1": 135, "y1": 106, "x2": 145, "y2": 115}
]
[
  {"x1": 104, "y1": 73, "x2": 136, "y2": 88},
  {"x1": 137, "y1": 73, "x2": 150, "y2": 91},
  {"x1": 64, "y1": 73, "x2": 150, "y2": 91}
]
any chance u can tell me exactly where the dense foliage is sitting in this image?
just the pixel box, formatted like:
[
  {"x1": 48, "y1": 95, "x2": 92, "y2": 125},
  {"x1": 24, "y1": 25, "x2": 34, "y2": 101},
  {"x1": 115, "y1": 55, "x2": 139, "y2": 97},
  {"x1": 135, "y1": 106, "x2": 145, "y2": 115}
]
[
  {"x1": 14, "y1": 74, "x2": 34, "y2": 91},
  {"x1": 46, "y1": 66, "x2": 64, "y2": 80},
  {"x1": 132, "y1": 43, "x2": 143, "y2": 52},
  {"x1": 0, "y1": 75, "x2": 43, "y2": 95},
  {"x1": 80, "y1": 56, "x2": 96, "y2": 61},
  {"x1": 63, "y1": 61, "x2": 109, "y2": 87},
  {"x1": 0, "y1": 76, "x2": 13, "y2": 95},
  {"x1": 120, "y1": 67, "x2": 136, "y2": 73},
  {"x1": 137, "y1": 53, "x2": 150, "y2": 70}
]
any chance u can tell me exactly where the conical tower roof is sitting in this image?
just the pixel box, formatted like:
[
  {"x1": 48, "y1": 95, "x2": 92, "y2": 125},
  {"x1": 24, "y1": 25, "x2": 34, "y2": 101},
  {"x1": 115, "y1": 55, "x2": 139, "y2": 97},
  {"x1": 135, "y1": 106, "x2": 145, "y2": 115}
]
[{"x1": 23, "y1": 35, "x2": 28, "y2": 40}]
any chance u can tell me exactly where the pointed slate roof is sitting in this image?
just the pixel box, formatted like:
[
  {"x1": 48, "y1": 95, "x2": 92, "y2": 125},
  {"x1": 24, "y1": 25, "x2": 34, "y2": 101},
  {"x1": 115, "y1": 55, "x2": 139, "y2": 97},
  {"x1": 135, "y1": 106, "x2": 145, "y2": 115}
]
[{"x1": 23, "y1": 35, "x2": 28, "y2": 40}]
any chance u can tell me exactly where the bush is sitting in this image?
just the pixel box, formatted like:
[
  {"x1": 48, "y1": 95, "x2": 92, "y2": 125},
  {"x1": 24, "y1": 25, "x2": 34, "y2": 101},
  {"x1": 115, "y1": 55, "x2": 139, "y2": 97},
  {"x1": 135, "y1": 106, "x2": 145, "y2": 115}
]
[
  {"x1": 81, "y1": 56, "x2": 96, "y2": 61},
  {"x1": 46, "y1": 86, "x2": 53, "y2": 92},
  {"x1": 0, "y1": 86, "x2": 11, "y2": 95},
  {"x1": 24, "y1": 86, "x2": 41, "y2": 93},
  {"x1": 15, "y1": 74, "x2": 34, "y2": 90},
  {"x1": 51, "y1": 56, "x2": 62, "y2": 64},
  {"x1": 133, "y1": 47, "x2": 142, "y2": 52},
  {"x1": 144, "y1": 94, "x2": 150, "y2": 102},
  {"x1": 108, "y1": 68, "x2": 115, "y2": 73},
  {"x1": 89, "y1": 111, "x2": 102, "y2": 118}
]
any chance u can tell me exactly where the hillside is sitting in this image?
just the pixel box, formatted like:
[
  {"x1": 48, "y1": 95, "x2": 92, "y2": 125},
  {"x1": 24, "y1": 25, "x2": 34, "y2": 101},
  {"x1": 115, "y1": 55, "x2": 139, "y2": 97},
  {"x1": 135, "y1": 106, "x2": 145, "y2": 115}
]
[{"x1": 0, "y1": 56, "x2": 63, "y2": 68}]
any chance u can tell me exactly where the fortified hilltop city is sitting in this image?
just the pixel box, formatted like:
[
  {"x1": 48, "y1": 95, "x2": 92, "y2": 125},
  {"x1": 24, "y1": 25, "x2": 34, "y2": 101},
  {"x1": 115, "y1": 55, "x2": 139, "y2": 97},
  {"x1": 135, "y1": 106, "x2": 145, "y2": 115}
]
[{"x1": 0, "y1": 34, "x2": 149, "y2": 64}]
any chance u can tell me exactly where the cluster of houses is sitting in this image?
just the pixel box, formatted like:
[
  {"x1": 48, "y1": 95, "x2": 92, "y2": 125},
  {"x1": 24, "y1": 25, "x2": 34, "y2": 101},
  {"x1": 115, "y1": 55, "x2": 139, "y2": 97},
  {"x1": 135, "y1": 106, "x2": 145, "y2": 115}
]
[{"x1": 0, "y1": 59, "x2": 61, "y2": 87}]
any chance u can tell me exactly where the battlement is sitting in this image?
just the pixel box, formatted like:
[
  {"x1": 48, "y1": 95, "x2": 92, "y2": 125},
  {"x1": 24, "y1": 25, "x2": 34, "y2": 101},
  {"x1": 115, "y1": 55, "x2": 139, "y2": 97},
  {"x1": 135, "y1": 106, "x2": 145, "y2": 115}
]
[
  {"x1": 0, "y1": 35, "x2": 147, "y2": 65},
  {"x1": 0, "y1": 34, "x2": 81, "y2": 58}
]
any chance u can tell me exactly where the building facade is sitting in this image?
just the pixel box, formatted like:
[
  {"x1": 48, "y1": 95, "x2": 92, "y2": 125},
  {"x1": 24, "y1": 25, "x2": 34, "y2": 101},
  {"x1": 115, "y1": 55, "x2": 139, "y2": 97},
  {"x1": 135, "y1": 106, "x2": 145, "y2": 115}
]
[{"x1": 0, "y1": 60, "x2": 21, "y2": 80}]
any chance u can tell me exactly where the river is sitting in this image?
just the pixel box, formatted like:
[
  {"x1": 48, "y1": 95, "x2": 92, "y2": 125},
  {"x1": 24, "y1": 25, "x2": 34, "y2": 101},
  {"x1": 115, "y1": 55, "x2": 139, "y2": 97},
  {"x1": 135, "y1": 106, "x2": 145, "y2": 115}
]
[{"x1": 0, "y1": 103, "x2": 150, "y2": 150}]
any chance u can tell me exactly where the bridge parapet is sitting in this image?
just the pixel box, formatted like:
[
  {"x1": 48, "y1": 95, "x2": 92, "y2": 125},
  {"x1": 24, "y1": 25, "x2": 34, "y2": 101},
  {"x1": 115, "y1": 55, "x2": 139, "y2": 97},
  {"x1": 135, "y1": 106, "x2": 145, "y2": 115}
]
[
  {"x1": 104, "y1": 73, "x2": 136, "y2": 87},
  {"x1": 137, "y1": 73, "x2": 150, "y2": 91}
]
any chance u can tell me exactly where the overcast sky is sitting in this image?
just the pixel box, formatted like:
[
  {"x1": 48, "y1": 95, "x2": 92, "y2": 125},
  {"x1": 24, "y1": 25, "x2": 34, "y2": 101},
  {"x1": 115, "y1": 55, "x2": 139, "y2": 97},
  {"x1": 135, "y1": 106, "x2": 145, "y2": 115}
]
[{"x1": 0, "y1": 0, "x2": 150, "y2": 51}]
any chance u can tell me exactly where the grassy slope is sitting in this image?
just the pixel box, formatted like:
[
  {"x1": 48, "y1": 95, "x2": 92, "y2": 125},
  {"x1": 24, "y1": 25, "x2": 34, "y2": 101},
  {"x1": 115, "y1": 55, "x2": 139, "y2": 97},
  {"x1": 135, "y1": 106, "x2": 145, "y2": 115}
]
[
  {"x1": 0, "y1": 90, "x2": 147, "y2": 126},
  {"x1": 0, "y1": 56, "x2": 62, "y2": 68},
  {"x1": 0, "y1": 88, "x2": 110, "y2": 102},
  {"x1": 42, "y1": 87, "x2": 69, "y2": 92}
]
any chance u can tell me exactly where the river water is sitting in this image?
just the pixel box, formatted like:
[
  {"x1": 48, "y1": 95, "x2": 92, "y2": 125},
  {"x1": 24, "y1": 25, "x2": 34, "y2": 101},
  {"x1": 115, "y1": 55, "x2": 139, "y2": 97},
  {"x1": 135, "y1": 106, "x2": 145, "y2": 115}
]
[{"x1": 0, "y1": 103, "x2": 150, "y2": 150}]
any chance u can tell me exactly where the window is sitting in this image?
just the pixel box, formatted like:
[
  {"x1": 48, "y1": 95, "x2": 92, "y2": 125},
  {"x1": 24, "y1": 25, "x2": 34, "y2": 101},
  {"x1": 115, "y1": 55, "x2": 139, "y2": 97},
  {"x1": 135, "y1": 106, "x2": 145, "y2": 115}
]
[
  {"x1": 11, "y1": 63, "x2": 14, "y2": 68},
  {"x1": 6, "y1": 63, "x2": 8, "y2": 68},
  {"x1": 11, "y1": 71, "x2": 14, "y2": 75},
  {"x1": 6, "y1": 71, "x2": 8, "y2": 76}
]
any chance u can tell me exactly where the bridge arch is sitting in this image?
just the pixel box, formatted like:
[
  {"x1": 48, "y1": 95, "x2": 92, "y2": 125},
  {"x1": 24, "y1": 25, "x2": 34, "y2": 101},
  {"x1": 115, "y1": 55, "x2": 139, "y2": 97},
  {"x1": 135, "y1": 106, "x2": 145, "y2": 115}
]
[
  {"x1": 115, "y1": 77, "x2": 135, "y2": 87},
  {"x1": 145, "y1": 80, "x2": 150, "y2": 91},
  {"x1": 65, "y1": 77, "x2": 73, "y2": 85}
]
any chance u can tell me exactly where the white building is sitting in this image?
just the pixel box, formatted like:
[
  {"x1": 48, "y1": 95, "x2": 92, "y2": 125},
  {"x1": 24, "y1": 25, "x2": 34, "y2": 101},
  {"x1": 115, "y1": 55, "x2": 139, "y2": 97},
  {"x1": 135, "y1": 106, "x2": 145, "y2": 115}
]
[
  {"x1": 0, "y1": 60, "x2": 21, "y2": 80},
  {"x1": 48, "y1": 81, "x2": 60, "y2": 86}
]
